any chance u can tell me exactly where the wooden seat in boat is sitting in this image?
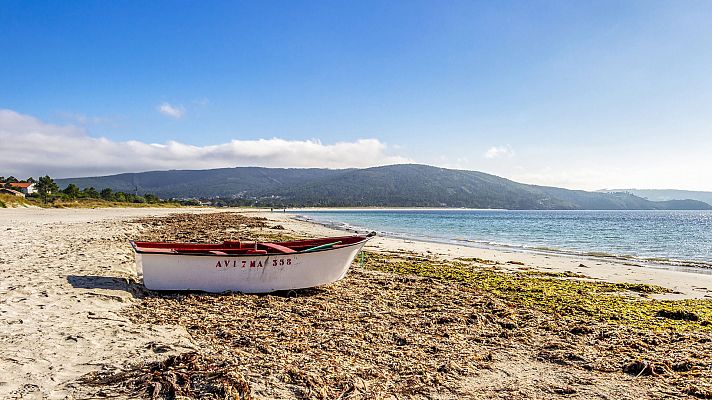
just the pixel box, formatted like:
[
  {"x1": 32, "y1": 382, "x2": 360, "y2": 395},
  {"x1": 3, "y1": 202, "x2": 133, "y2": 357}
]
[{"x1": 261, "y1": 243, "x2": 297, "y2": 254}]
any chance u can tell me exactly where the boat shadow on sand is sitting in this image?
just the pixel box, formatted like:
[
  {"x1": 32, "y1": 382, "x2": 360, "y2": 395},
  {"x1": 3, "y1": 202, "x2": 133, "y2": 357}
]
[{"x1": 66, "y1": 274, "x2": 327, "y2": 299}]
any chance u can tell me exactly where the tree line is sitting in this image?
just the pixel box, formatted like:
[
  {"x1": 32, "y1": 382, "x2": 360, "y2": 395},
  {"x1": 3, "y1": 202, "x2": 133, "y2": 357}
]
[{"x1": 1, "y1": 175, "x2": 165, "y2": 204}]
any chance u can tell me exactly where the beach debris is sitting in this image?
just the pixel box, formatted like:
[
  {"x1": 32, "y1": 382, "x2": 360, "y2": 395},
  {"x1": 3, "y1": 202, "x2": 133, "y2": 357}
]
[
  {"x1": 684, "y1": 385, "x2": 712, "y2": 399},
  {"x1": 656, "y1": 309, "x2": 700, "y2": 322},
  {"x1": 551, "y1": 385, "x2": 577, "y2": 395},
  {"x1": 80, "y1": 352, "x2": 251, "y2": 400},
  {"x1": 517, "y1": 270, "x2": 589, "y2": 279},
  {"x1": 569, "y1": 325, "x2": 594, "y2": 335},
  {"x1": 611, "y1": 282, "x2": 673, "y2": 294},
  {"x1": 129, "y1": 212, "x2": 300, "y2": 244},
  {"x1": 506, "y1": 260, "x2": 525, "y2": 265},
  {"x1": 456, "y1": 257, "x2": 499, "y2": 265},
  {"x1": 623, "y1": 359, "x2": 669, "y2": 377},
  {"x1": 126, "y1": 273, "x2": 504, "y2": 398},
  {"x1": 671, "y1": 361, "x2": 695, "y2": 372}
]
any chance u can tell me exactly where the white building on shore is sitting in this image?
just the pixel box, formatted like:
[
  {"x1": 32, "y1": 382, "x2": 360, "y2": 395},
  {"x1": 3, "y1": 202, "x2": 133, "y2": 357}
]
[{"x1": 7, "y1": 182, "x2": 36, "y2": 195}]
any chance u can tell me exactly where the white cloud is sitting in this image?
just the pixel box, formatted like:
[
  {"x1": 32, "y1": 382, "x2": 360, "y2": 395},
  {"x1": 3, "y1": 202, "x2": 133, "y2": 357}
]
[
  {"x1": 0, "y1": 109, "x2": 410, "y2": 178},
  {"x1": 157, "y1": 102, "x2": 185, "y2": 118},
  {"x1": 484, "y1": 145, "x2": 514, "y2": 159}
]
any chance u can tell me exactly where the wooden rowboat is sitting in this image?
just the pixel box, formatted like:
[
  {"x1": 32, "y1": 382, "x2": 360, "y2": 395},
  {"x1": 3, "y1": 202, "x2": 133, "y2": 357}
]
[{"x1": 130, "y1": 233, "x2": 374, "y2": 293}]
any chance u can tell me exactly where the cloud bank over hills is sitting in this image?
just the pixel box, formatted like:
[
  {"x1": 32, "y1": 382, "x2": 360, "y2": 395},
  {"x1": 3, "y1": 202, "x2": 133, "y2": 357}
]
[{"x1": 0, "y1": 109, "x2": 410, "y2": 178}]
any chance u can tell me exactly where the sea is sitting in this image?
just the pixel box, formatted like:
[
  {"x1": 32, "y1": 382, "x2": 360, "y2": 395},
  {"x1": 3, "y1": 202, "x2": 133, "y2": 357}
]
[{"x1": 291, "y1": 209, "x2": 712, "y2": 270}]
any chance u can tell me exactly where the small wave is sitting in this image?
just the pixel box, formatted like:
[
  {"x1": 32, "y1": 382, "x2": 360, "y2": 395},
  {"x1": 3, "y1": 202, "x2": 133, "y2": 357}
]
[{"x1": 290, "y1": 212, "x2": 712, "y2": 272}]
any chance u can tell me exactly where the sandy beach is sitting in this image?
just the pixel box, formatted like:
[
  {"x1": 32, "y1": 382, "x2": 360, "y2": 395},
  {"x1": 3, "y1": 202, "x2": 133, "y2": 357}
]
[
  {"x1": 1, "y1": 207, "x2": 711, "y2": 399},
  {"x1": 0, "y1": 208, "x2": 208, "y2": 399}
]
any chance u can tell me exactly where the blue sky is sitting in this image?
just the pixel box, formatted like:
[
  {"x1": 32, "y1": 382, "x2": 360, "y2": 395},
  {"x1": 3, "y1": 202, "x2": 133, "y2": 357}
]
[{"x1": 1, "y1": 1, "x2": 711, "y2": 190}]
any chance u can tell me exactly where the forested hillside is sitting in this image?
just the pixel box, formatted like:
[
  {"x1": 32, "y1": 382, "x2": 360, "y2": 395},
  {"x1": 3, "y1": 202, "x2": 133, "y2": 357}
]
[{"x1": 57, "y1": 164, "x2": 712, "y2": 210}]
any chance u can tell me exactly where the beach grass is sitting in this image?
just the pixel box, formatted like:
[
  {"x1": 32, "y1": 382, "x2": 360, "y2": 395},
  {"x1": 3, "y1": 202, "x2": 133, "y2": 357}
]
[
  {"x1": 0, "y1": 194, "x2": 182, "y2": 209},
  {"x1": 0, "y1": 194, "x2": 33, "y2": 208},
  {"x1": 48, "y1": 198, "x2": 183, "y2": 208},
  {"x1": 364, "y1": 252, "x2": 712, "y2": 332}
]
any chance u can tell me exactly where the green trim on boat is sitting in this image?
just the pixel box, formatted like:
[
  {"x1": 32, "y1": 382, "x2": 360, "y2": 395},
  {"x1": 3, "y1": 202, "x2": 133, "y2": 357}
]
[{"x1": 302, "y1": 241, "x2": 342, "y2": 253}]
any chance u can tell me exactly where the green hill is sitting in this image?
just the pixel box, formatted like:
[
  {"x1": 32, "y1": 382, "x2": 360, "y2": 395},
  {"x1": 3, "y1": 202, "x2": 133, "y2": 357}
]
[
  {"x1": 599, "y1": 189, "x2": 712, "y2": 205},
  {"x1": 56, "y1": 164, "x2": 712, "y2": 210}
]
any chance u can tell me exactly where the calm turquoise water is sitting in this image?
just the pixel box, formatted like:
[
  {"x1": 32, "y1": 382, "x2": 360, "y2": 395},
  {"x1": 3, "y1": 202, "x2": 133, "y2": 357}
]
[{"x1": 293, "y1": 210, "x2": 712, "y2": 268}]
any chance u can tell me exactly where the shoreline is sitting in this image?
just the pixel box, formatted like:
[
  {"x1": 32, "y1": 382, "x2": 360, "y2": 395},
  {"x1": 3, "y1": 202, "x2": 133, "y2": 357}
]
[
  {"x1": 257, "y1": 211, "x2": 712, "y2": 300},
  {"x1": 292, "y1": 213, "x2": 712, "y2": 274},
  {"x1": 287, "y1": 207, "x2": 508, "y2": 211}
]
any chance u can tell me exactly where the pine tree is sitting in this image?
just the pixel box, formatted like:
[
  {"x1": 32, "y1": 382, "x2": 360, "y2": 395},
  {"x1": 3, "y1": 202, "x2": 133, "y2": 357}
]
[{"x1": 36, "y1": 175, "x2": 59, "y2": 203}]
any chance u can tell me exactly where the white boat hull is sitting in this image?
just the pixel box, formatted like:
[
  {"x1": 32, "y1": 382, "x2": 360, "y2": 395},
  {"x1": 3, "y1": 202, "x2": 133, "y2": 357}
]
[{"x1": 135, "y1": 241, "x2": 367, "y2": 293}]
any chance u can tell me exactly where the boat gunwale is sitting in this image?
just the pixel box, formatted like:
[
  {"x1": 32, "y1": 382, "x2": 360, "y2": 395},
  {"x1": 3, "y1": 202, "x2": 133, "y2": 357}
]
[{"x1": 130, "y1": 235, "x2": 372, "y2": 257}]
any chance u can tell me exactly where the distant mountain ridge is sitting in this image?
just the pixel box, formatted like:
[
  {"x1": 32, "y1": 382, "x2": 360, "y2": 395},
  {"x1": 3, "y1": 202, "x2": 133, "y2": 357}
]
[
  {"x1": 598, "y1": 189, "x2": 712, "y2": 206},
  {"x1": 57, "y1": 164, "x2": 712, "y2": 210}
]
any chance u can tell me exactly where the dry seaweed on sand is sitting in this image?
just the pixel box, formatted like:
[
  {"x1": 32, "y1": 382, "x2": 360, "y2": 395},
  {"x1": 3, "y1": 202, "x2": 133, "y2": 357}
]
[
  {"x1": 127, "y1": 271, "x2": 516, "y2": 399},
  {"x1": 130, "y1": 212, "x2": 302, "y2": 244},
  {"x1": 80, "y1": 352, "x2": 251, "y2": 400},
  {"x1": 361, "y1": 251, "x2": 712, "y2": 332},
  {"x1": 105, "y1": 212, "x2": 712, "y2": 399}
]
